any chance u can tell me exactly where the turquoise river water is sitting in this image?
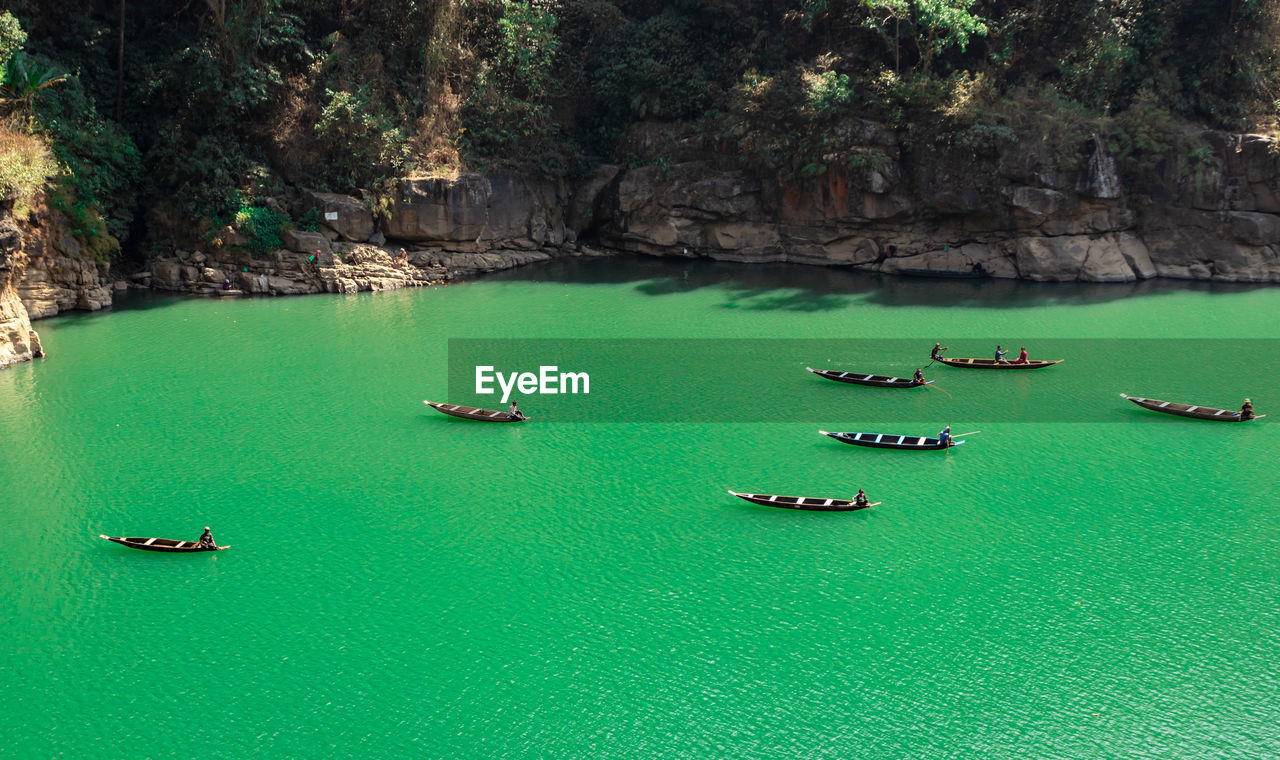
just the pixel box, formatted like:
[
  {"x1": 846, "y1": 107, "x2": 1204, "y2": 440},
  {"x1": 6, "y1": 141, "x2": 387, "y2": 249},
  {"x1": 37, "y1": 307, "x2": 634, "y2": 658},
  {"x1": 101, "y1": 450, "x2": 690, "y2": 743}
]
[{"x1": 2, "y1": 257, "x2": 1279, "y2": 758}]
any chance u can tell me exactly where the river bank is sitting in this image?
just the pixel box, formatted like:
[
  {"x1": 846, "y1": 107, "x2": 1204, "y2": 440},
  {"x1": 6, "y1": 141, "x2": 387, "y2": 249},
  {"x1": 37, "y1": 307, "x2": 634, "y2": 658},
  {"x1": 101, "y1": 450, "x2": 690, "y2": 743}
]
[{"x1": 7, "y1": 122, "x2": 1280, "y2": 369}]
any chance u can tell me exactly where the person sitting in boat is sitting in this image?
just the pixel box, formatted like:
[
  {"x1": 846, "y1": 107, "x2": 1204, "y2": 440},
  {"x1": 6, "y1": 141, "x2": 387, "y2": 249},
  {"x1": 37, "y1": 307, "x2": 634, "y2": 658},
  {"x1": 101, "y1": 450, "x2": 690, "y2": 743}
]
[
  {"x1": 913, "y1": 368, "x2": 926, "y2": 384},
  {"x1": 938, "y1": 426, "x2": 952, "y2": 447},
  {"x1": 931, "y1": 342, "x2": 948, "y2": 361},
  {"x1": 1011, "y1": 346, "x2": 1029, "y2": 364},
  {"x1": 507, "y1": 400, "x2": 526, "y2": 420},
  {"x1": 853, "y1": 489, "x2": 869, "y2": 507},
  {"x1": 1241, "y1": 398, "x2": 1255, "y2": 420},
  {"x1": 197, "y1": 527, "x2": 215, "y2": 548},
  {"x1": 994, "y1": 345, "x2": 1008, "y2": 363}
]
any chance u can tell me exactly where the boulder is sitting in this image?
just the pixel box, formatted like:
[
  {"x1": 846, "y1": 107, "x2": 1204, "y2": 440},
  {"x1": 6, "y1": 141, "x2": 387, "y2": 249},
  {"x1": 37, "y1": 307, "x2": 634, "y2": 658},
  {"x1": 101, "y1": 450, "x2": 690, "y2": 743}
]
[
  {"x1": 280, "y1": 228, "x2": 332, "y2": 256},
  {"x1": 151, "y1": 259, "x2": 182, "y2": 288},
  {"x1": 302, "y1": 190, "x2": 374, "y2": 242},
  {"x1": 77, "y1": 286, "x2": 112, "y2": 311},
  {"x1": 881, "y1": 243, "x2": 1015, "y2": 278},
  {"x1": 383, "y1": 173, "x2": 564, "y2": 247},
  {"x1": 218, "y1": 225, "x2": 248, "y2": 247},
  {"x1": 1013, "y1": 235, "x2": 1144, "y2": 282},
  {"x1": 1224, "y1": 211, "x2": 1280, "y2": 245}
]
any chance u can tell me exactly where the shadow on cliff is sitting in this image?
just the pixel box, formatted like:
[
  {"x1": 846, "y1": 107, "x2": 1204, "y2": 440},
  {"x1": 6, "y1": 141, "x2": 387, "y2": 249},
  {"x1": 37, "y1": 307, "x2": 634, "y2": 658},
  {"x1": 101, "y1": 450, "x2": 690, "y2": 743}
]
[{"x1": 484, "y1": 254, "x2": 1273, "y2": 310}]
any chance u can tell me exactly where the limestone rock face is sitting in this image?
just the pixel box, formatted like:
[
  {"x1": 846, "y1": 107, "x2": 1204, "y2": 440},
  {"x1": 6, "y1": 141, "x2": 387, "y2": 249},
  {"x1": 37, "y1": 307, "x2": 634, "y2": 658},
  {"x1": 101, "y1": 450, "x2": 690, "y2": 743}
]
[
  {"x1": 567, "y1": 164, "x2": 622, "y2": 234},
  {"x1": 281, "y1": 228, "x2": 332, "y2": 256},
  {"x1": 576, "y1": 124, "x2": 1280, "y2": 282},
  {"x1": 302, "y1": 190, "x2": 375, "y2": 242},
  {"x1": 1013, "y1": 234, "x2": 1148, "y2": 282},
  {"x1": 383, "y1": 173, "x2": 566, "y2": 251},
  {"x1": 17, "y1": 254, "x2": 110, "y2": 318},
  {"x1": 145, "y1": 240, "x2": 558, "y2": 299},
  {"x1": 0, "y1": 200, "x2": 39, "y2": 370}
]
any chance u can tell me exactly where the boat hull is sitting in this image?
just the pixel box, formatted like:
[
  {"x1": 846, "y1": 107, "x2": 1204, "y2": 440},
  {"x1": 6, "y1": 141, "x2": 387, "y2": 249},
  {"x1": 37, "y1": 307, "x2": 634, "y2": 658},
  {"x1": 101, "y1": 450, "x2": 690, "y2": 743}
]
[
  {"x1": 935, "y1": 357, "x2": 1062, "y2": 369},
  {"x1": 806, "y1": 367, "x2": 923, "y2": 387},
  {"x1": 820, "y1": 430, "x2": 962, "y2": 450},
  {"x1": 100, "y1": 535, "x2": 228, "y2": 552},
  {"x1": 728, "y1": 490, "x2": 878, "y2": 512},
  {"x1": 1121, "y1": 394, "x2": 1262, "y2": 421},
  {"x1": 424, "y1": 401, "x2": 527, "y2": 422}
]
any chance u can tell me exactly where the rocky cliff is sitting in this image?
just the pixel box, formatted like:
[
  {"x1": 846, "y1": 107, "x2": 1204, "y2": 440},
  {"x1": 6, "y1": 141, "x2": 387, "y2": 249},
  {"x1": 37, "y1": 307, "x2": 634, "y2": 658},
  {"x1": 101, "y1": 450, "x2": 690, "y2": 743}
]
[
  {"x1": 0, "y1": 197, "x2": 43, "y2": 370},
  {"x1": 14, "y1": 201, "x2": 112, "y2": 319},
  {"x1": 8, "y1": 123, "x2": 1280, "y2": 372},
  {"x1": 146, "y1": 171, "x2": 580, "y2": 296},
  {"x1": 584, "y1": 125, "x2": 1280, "y2": 282}
]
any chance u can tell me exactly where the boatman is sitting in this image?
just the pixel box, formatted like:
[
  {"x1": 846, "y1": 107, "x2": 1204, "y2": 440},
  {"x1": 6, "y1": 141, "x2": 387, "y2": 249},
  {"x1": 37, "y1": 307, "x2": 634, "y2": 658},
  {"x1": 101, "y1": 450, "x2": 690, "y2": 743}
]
[
  {"x1": 913, "y1": 368, "x2": 926, "y2": 385},
  {"x1": 1241, "y1": 398, "x2": 1255, "y2": 421},
  {"x1": 853, "y1": 489, "x2": 869, "y2": 507},
  {"x1": 197, "y1": 526, "x2": 215, "y2": 548},
  {"x1": 508, "y1": 400, "x2": 526, "y2": 420},
  {"x1": 931, "y1": 342, "x2": 948, "y2": 361},
  {"x1": 1011, "y1": 346, "x2": 1029, "y2": 364},
  {"x1": 994, "y1": 345, "x2": 1008, "y2": 363},
  {"x1": 938, "y1": 425, "x2": 952, "y2": 447}
]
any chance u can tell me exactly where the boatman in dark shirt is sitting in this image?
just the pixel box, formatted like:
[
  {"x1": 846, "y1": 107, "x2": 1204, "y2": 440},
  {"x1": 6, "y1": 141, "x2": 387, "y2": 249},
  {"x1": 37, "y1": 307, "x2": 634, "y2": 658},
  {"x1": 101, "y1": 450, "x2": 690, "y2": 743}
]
[
  {"x1": 994, "y1": 345, "x2": 1008, "y2": 363},
  {"x1": 931, "y1": 342, "x2": 947, "y2": 361},
  {"x1": 1241, "y1": 398, "x2": 1254, "y2": 420},
  {"x1": 198, "y1": 526, "x2": 215, "y2": 548},
  {"x1": 938, "y1": 426, "x2": 952, "y2": 447},
  {"x1": 853, "y1": 489, "x2": 869, "y2": 507},
  {"x1": 913, "y1": 368, "x2": 926, "y2": 385}
]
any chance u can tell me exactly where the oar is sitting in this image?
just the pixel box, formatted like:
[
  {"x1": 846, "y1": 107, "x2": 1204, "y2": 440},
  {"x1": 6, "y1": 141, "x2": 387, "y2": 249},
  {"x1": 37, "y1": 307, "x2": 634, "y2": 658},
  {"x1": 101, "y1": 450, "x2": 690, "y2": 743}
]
[
  {"x1": 954, "y1": 430, "x2": 981, "y2": 437},
  {"x1": 921, "y1": 378, "x2": 952, "y2": 396}
]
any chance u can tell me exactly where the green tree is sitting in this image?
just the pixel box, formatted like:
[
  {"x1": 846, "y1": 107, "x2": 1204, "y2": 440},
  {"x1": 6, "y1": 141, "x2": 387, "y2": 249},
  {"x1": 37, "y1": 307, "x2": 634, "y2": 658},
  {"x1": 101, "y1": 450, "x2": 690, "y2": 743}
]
[
  {"x1": 1, "y1": 52, "x2": 67, "y2": 118},
  {"x1": 0, "y1": 10, "x2": 26, "y2": 83},
  {"x1": 863, "y1": 0, "x2": 988, "y2": 73}
]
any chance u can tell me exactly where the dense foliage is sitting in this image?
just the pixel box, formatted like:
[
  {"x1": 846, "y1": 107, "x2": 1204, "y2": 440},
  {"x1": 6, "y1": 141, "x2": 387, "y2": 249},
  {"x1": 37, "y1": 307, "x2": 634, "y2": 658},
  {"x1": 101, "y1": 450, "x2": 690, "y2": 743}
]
[{"x1": 3, "y1": 0, "x2": 1279, "y2": 260}]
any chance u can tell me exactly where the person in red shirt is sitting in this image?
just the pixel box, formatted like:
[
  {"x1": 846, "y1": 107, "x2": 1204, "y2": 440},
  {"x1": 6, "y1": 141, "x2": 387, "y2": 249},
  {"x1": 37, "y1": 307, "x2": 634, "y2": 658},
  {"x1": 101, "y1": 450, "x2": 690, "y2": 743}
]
[{"x1": 1011, "y1": 346, "x2": 1029, "y2": 364}]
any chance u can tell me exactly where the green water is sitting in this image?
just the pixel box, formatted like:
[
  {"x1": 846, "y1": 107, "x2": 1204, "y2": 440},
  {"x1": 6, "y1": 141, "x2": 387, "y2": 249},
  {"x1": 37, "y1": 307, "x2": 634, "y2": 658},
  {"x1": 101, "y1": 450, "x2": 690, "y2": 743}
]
[{"x1": 3, "y1": 258, "x2": 1279, "y2": 758}]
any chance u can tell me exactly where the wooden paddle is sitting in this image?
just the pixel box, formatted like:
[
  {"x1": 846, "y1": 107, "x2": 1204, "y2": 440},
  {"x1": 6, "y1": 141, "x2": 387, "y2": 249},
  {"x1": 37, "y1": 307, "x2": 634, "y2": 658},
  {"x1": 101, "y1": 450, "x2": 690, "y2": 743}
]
[
  {"x1": 922, "y1": 380, "x2": 953, "y2": 398},
  {"x1": 954, "y1": 430, "x2": 981, "y2": 437}
]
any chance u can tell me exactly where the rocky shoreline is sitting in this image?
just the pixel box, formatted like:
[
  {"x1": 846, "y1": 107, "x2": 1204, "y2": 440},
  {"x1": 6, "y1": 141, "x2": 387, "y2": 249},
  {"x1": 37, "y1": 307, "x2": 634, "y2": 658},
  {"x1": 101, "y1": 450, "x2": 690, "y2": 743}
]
[{"x1": 6, "y1": 122, "x2": 1280, "y2": 369}]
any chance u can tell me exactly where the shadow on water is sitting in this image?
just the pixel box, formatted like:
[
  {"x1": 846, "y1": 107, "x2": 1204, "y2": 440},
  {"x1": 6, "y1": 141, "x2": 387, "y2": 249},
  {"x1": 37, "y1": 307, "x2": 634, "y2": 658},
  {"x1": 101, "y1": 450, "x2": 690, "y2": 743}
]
[
  {"x1": 481, "y1": 254, "x2": 1276, "y2": 311},
  {"x1": 38, "y1": 290, "x2": 191, "y2": 329}
]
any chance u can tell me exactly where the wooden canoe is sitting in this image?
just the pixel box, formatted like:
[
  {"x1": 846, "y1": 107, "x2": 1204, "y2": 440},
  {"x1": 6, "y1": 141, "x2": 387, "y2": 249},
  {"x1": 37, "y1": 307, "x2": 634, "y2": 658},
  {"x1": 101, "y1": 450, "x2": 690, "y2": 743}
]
[
  {"x1": 820, "y1": 430, "x2": 963, "y2": 450},
  {"x1": 1120, "y1": 394, "x2": 1264, "y2": 421},
  {"x1": 424, "y1": 400, "x2": 528, "y2": 422},
  {"x1": 728, "y1": 490, "x2": 880, "y2": 512},
  {"x1": 100, "y1": 535, "x2": 229, "y2": 552},
  {"x1": 934, "y1": 357, "x2": 1062, "y2": 369},
  {"x1": 806, "y1": 367, "x2": 925, "y2": 387}
]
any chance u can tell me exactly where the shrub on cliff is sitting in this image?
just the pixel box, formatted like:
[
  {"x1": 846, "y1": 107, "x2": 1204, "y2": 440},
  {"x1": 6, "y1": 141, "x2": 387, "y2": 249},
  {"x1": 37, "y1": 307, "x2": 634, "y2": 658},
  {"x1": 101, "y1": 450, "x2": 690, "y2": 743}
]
[
  {"x1": 714, "y1": 62, "x2": 887, "y2": 182},
  {"x1": 314, "y1": 86, "x2": 412, "y2": 190},
  {"x1": 458, "y1": 0, "x2": 569, "y2": 172},
  {"x1": 231, "y1": 204, "x2": 288, "y2": 255},
  {"x1": 0, "y1": 127, "x2": 57, "y2": 205},
  {"x1": 34, "y1": 69, "x2": 140, "y2": 251}
]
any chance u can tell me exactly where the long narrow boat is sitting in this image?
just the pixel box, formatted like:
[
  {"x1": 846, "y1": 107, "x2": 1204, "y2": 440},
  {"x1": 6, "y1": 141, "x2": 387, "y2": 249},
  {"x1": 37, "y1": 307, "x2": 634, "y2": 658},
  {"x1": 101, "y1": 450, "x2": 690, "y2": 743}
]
[
  {"x1": 806, "y1": 367, "x2": 925, "y2": 387},
  {"x1": 1120, "y1": 393, "x2": 1264, "y2": 421},
  {"x1": 819, "y1": 430, "x2": 963, "y2": 450},
  {"x1": 727, "y1": 490, "x2": 880, "y2": 512},
  {"x1": 99, "y1": 535, "x2": 229, "y2": 552},
  {"x1": 934, "y1": 357, "x2": 1062, "y2": 369},
  {"x1": 424, "y1": 400, "x2": 528, "y2": 422}
]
